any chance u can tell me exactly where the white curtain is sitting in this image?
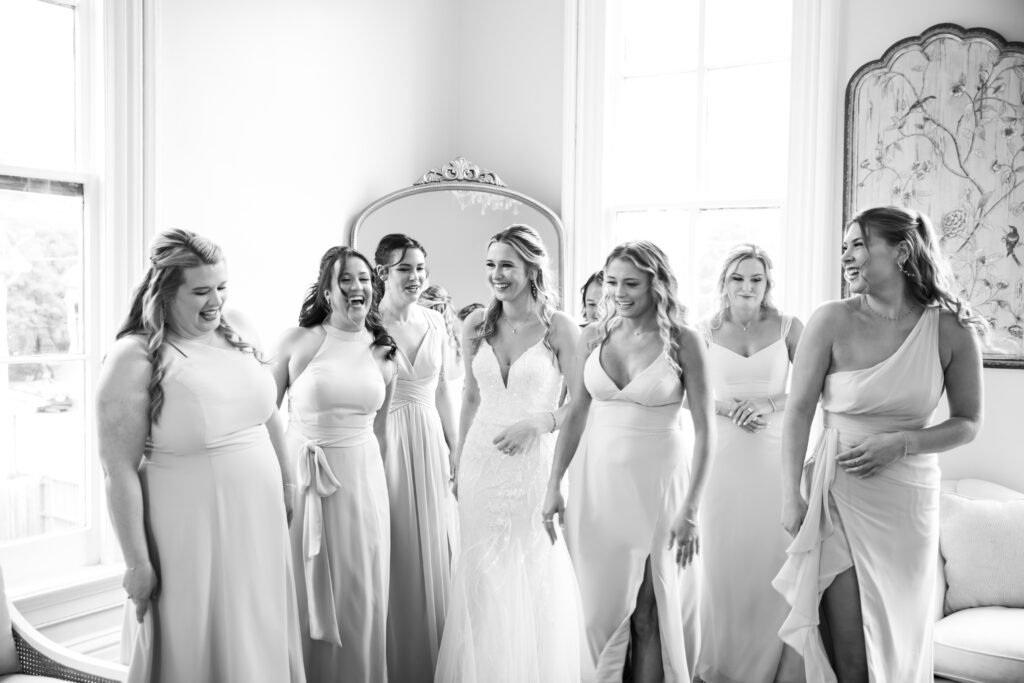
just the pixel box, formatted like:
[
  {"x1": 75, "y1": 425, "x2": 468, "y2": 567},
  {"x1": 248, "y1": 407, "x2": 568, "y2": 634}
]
[{"x1": 781, "y1": 0, "x2": 843, "y2": 320}]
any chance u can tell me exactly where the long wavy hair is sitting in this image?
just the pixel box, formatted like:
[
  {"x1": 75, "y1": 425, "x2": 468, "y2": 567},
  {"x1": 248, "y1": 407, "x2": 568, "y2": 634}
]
[
  {"x1": 708, "y1": 243, "x2": 778, "y2": 330},
  {"x1": 116, "y1": 228, "x2": 258, "y2": 424},
  {"x1": 472, "y1": 224, "x2": 559, "y2": 359},
  {"x1": 419, "y1": 284, "x2": 461, "y2": 362},
  {"x1": 297, "y1": 246, "x2": 396, "y2": 359},
  {"x1": 591, "y1": 241, "x2": 689, "y2": 375},
  {"x1": 851, "y1": 206, "x2": 987, "y2": 335},
  {"x1": 373, "y1": 233, "x2": 427, "y2": 304}
]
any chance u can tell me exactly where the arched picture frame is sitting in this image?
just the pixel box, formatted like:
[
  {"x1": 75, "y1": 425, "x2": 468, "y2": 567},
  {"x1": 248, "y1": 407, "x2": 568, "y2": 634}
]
[{"x1": 844, "y1": 23, "x2": 1024, "y2": 367}]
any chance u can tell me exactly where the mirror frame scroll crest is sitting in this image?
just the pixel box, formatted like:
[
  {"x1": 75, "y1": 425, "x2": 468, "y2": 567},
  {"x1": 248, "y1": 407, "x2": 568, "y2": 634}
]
[{"x1": 349, "y1": 156, "x2": 567, "y2": 303}]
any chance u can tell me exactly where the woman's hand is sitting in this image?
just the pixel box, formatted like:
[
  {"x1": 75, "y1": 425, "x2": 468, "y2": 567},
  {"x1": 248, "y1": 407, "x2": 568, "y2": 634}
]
[
  {"x1": 668, "y1": 510, "x2": 700, "y2": 568},
  {"x1": 728, "y1": 398, "x2": 774, "y2": 427},
  {"x1": 449, "y1": 462, "x2": 459, "y2": 500},
  {"x1": 283, "y1": 484, "x2": 296, "y2": 527},
  {"x1": 540, "y1": 487, "x2": 565, "y2": 544},
  {"x1": 492, "y1": 416, "x2": 545, "y2": 456},
  {"x1": 780, "y1": 497, "x2": 808, "y2": 538},
  {"x1": 123, "y1": 562, "x2": 159, "y2": 623},
  {"x1": 836, "y1": 432, "x2": 906, "y2": 478}
]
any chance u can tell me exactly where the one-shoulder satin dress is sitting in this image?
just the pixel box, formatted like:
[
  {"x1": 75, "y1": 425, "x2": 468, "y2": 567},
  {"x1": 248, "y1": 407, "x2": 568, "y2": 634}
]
[{"x1": 773, "y1": 306, "x2": 944, "y2": 682}]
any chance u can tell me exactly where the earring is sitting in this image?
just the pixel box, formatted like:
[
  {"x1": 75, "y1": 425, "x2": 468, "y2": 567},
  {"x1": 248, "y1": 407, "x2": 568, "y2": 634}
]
[
  {"x1": 530, "y1": 281, "x2": 538, "y2": 298},
  {"x1": 897, "y1": 259, "x2": 909, "y2": 277}
]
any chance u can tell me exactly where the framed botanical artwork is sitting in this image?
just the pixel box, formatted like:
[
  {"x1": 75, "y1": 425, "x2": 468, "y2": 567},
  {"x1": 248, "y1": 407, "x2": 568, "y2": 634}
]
[{"x1": 844, "y1": 23, "x2": 1024, "y2": 368}]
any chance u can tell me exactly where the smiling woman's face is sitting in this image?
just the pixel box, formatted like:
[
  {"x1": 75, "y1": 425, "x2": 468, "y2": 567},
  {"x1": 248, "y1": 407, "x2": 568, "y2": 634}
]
[
  {"x1": 485, "y1": 241, "x2": 530, "y2": 303},
  {"x1": 603, "y1": 257, "x2": 654, "y2": 320},
  {"x1": 167, "y1": 261, "x2": 228, "y2": 338},
  {"x1": 328, "y1": 255, "x2": 374, "y2": 327}
]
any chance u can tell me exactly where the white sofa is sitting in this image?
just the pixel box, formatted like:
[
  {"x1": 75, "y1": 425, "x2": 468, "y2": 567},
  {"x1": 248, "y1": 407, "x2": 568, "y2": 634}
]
[{"x1": 934, "y1": 479, "x2": 1024, "y2": 683}]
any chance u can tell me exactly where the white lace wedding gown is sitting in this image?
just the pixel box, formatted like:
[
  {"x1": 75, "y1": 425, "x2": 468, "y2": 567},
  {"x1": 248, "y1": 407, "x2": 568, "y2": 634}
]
[{"x1": 434, "y1": 338, "x2": 582, "y2": 683}]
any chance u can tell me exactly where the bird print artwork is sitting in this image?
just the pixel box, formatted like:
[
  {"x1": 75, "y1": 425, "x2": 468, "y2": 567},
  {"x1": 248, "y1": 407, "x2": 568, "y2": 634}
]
[{"x1": 1004, "y1": 226, "x2": 1021, "y2": 266}]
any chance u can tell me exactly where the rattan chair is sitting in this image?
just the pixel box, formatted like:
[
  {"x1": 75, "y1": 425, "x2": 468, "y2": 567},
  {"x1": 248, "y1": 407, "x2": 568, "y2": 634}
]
[{"x1": 1, "y1": 562, "x2": 127, "y2": 683}]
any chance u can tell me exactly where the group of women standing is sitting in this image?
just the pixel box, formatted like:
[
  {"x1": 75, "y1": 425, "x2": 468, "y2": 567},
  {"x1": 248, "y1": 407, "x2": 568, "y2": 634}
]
[{"x1": 98, "y1": 204, "x2": 985, "y2": 683}]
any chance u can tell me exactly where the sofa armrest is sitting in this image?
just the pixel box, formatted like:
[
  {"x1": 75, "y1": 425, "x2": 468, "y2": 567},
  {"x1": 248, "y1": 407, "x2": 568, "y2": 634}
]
[{"x1": 10, "y1": 606, "x2": 127, "y2": 682}]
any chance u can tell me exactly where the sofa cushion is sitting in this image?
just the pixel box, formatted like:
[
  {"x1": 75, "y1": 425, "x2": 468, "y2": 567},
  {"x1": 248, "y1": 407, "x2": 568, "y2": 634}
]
[
  {"x1": 0, "y1": 567, "x2": 19, "y2": 675},
  {"x1": 940, "y1": 493, "x2": 1024, "y2": 613},
  {"x1": 934, "y1": 606, "x2": 1024, "y2": 682}
]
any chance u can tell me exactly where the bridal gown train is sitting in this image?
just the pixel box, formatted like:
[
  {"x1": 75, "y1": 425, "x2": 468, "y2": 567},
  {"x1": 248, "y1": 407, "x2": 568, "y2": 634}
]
[
  {"x1": 773, "y1": 306, "x2": 944, "y2": 682},
  {"x1": 565, "y1": 342, "x2": 697, "y2": 683},
  {"x1": 434, "y1": 338, "x2": 581, "y2": 683},
  {"x1": 697, "y1": 316, "x2": 793, "y2": 683}
]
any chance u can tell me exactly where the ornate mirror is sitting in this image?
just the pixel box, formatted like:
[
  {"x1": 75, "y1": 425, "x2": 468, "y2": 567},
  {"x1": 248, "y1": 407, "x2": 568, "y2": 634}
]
[{"x1": 349, "y1": 157, "x2": 566, "y2": 313}]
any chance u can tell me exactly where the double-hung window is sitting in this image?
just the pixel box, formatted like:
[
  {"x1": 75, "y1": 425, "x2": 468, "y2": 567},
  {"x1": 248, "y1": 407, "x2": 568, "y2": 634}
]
[
  {"x1": 0, "y1": 0, "x2": 105, "y2": 588},
  {"x1": 574, "y1": 0, "x2": 793, "y2": 319}
]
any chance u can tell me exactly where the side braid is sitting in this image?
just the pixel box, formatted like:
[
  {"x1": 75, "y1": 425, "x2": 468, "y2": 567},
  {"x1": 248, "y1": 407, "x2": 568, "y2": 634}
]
[{"x1": 218, "y1": 318, "x2": 264, "y2": 363}]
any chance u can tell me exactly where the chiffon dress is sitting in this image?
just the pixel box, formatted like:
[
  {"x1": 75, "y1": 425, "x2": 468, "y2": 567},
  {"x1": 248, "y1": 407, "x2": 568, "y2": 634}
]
[
  {"x1": 565, "y1": 339, "x2": 696, "y2": 683},
  {"x1": 385, "y1": 307, "x2": 455, "y2": 682},
  {"x1": 127, "y1": 338, "x2": 305, "y2": 683},
  {"x1": 772, "y1": 306, "x2": 944, "y2": 682},
  {"x1": 286, "y1": 325, "x2": 391, "y2": 683},
  {"x1": 697, "y1": 316, "x2": 793, "y2": 683},
  {"x1": 434, "y1": 338, "x2": 582, "y2": 683}
]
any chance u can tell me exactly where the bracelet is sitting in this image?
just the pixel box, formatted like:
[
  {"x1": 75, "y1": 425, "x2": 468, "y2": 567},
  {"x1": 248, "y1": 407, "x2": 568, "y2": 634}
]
[
  {"x1": 548, "y1": 411, "x2": 557, "y2": 433},
  {"x1": 283, "y1": 483, "x2": 297, "y2": 489},
  {"x1": 768, "y1": 397, "x2": 777, "y2": 413}
]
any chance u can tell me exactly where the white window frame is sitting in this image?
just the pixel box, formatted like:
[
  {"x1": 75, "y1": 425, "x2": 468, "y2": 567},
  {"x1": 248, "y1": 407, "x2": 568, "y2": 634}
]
[
  {"x1": 563, "y1": 0, "x2": 842, "y2": 320},
  {"x1": 0, "y1": 0, "x2": 148, "y2": 592}
]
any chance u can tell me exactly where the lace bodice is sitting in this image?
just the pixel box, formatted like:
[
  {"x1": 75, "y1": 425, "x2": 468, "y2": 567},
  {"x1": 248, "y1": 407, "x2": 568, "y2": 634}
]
[{"x1": 471, "y1": 339, "x2": 563, "y2": 426}]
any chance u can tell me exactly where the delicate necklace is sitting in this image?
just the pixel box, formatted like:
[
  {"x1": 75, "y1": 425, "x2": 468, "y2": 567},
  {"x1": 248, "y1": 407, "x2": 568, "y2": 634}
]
[
  {"x1": 503, "y1": 315, "x2": 535, "y2": 335},
  {"x1": 731, "y1": 311, "x2": 760, "y2": 332},
  {"x1": 862, "y1": 295, "x2": 917, "y2": 321}
]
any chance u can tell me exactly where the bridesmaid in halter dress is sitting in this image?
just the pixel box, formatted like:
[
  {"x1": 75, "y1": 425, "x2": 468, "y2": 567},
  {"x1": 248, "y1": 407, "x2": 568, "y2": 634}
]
[
  {"x1": 98, "y1": 229, "x2": 305, "y2": 683},
  {"x1": 544, "y1": 240, "x2": 716, "y2": 683},
  {"x1": 272, "y1": 246, "x2": 397, "y2": 683},
  {"x1": 774, "y1": 207, "x2": 984, "y2": 682},
  {"x1": 373, "y1": 235, "x2": 458, "y2": 683},
  {"x1": 695, "y1": 244, "x2": 802, "y2": 683}
]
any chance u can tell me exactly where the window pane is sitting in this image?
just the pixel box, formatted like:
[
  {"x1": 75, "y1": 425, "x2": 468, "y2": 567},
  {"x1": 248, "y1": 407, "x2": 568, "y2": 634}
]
[
  {"x1": 609, "y1": 74, "x2": 698, "y2": 204},
  {"x1": 620, "y1": 0, "x2": 699, "y2": 76},
  {"x1": 1, "y1": 177, "x2": 85, "y2": 357},
  {"x1": 690, "y1": 207, "x2": 783, "y2": 320},
  {"x1": 705, "y1": 0, "x2": 792, "y2": 68},
  {"x1": 704, "y1": 62, "x2": 790, "y2": 201},
  {"x1": 0, "y1": 0, "x2": 76, "y2": 170},
  {"x1": 1, "y1": 360, "x2": 87, "y2": 543},
  {"x1": 612, "y1": 209, "x2": 690, "y2": 265}
]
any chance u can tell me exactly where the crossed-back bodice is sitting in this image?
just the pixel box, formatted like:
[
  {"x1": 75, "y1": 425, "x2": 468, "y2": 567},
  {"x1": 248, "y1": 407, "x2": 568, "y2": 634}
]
[{"x1": 288, "y1": 325, "x2": 385, "y2": 430}]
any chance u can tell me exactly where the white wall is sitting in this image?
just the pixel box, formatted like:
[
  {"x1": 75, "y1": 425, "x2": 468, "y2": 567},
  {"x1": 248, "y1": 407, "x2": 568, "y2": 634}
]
[
  {"x1": 454, "y1": 0, "x2": 565, "y2": 215},
  {"x1": 835, "y1": 0, "x2": 1024, "y2": 491},
  {"x1": 153, "y1": 0, "x2": 459, "y2": 343}
]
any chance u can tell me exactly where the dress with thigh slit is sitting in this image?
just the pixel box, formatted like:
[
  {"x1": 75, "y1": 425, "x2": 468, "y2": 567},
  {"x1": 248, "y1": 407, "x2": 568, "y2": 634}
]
[
  {"x1": 772, "y1": 306, "x2": 943, "y2": 683},
  {"x1": 565, "y1": 340, "x2": 696, "y2": 683}
]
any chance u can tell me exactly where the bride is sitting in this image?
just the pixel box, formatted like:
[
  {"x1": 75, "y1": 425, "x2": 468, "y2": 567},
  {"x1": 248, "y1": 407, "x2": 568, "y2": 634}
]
[{"x1": 434, "y1": 224, "x2": 583, "y2": 683}]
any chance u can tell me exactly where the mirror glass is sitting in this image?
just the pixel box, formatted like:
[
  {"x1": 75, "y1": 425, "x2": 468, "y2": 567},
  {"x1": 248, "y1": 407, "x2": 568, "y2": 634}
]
[{"x1": 351, "y1": 160, "x2": 564, "y2": 314}]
